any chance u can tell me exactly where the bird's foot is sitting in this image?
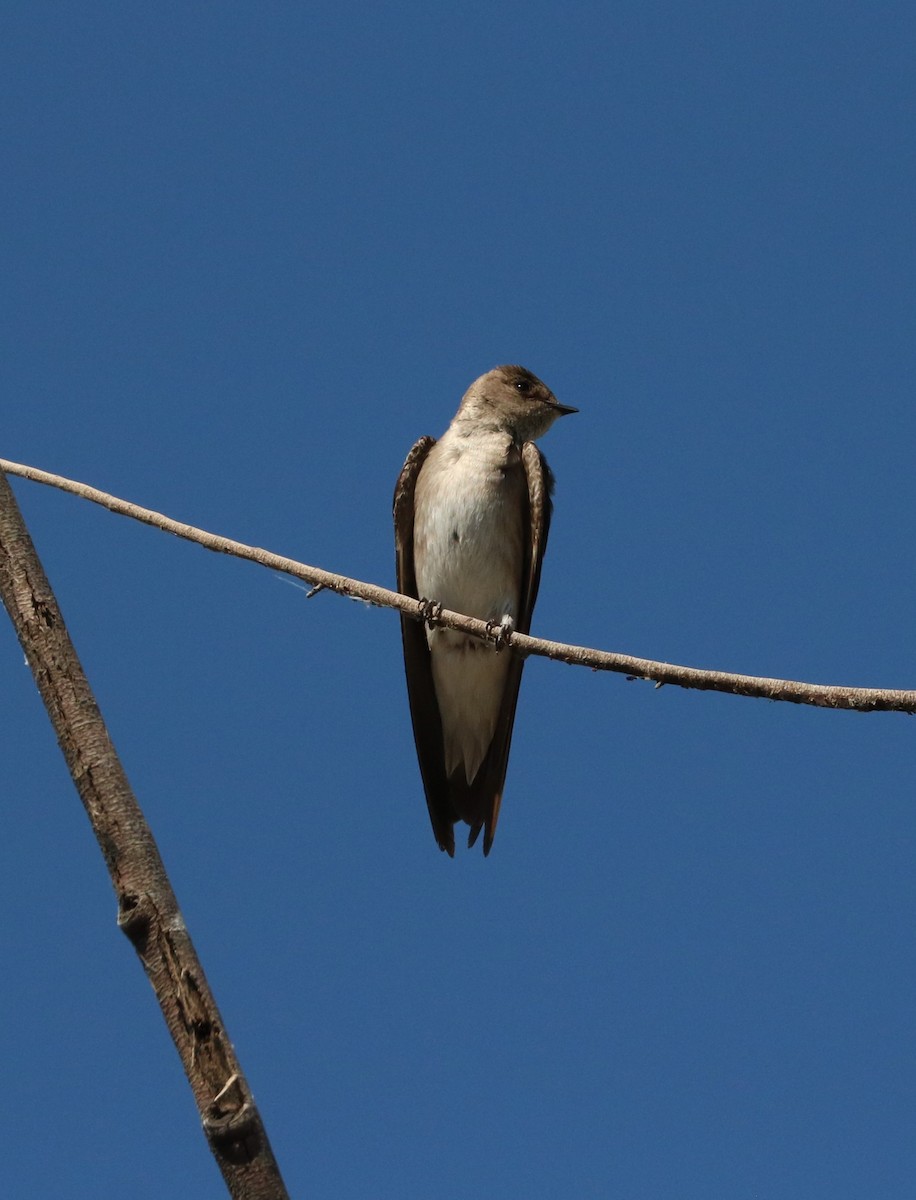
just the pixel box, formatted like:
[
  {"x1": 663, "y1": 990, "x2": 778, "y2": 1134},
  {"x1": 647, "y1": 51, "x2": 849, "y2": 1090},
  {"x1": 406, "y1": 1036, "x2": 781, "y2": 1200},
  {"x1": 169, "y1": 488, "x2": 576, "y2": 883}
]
[
  {"x1": 418, "y1": 597, "x2": 443, "y2": 628},
  {"x1": 486, "y1": 614, "x2": 515, "y2": 652}
]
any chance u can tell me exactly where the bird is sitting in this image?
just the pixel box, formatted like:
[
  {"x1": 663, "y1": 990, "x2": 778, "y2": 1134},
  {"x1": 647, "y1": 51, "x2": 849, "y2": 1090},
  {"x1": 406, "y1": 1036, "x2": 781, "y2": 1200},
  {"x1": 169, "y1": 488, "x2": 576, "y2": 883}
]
[{"x1": 393, "y1": 365, "x2": 576, "y2": 855}]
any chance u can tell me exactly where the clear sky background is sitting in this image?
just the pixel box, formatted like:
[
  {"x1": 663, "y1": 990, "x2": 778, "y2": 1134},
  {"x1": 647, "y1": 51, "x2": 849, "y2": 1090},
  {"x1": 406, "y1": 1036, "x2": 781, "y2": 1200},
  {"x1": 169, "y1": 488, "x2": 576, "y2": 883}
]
[{"x1": 3, "y1": 3, "x2": 915, "y2": 1197}]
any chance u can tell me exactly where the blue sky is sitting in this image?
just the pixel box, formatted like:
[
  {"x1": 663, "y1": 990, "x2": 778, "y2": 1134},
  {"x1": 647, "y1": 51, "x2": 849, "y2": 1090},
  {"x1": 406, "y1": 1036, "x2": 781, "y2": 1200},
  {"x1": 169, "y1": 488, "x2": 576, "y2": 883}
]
[{"x1": 3, "y1": 3, "x2": 916, "y2": 1196}]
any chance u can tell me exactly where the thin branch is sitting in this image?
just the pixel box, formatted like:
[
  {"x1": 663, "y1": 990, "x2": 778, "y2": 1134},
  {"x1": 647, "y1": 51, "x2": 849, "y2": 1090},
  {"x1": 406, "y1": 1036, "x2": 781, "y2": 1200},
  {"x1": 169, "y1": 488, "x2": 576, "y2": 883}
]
[
  {"x1": 3, "y1": 456, "x2": 915, "y2": 715},
  {"x1": 0, "y1": 467, "x2": 289, "y2": 1200}
]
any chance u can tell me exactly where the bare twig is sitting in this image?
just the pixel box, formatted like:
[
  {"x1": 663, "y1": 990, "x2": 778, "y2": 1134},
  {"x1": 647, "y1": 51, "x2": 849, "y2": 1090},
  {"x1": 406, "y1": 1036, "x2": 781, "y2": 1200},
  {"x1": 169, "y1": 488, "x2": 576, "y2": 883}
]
[
  {"x1": 2, "y1": 457, "x2": 915, "y2": 714},
  {"x1": 0, "y1": 467, "x2": 289, "y2": 1200}
]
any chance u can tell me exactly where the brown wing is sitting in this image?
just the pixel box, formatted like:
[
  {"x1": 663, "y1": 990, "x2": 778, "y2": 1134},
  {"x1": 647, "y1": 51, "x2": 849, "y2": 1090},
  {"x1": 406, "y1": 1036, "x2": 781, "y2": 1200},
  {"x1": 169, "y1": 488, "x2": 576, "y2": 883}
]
[
  {"x1": 393, "y1": 436, "x2": 457, "y2": 856},
  {"x1": 465, "y1": 441, "x2": 555, "y2": 855}
]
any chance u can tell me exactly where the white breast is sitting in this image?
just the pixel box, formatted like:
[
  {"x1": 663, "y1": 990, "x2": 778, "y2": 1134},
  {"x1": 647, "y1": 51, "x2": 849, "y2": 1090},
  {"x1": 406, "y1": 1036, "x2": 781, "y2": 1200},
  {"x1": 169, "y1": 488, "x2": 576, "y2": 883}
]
[
  {"x1": 413, "y1": 433, "x2": 524, "y2": 622},
  {"x1": 412, "y1": 431, "x2": 526, "y2": 783}
]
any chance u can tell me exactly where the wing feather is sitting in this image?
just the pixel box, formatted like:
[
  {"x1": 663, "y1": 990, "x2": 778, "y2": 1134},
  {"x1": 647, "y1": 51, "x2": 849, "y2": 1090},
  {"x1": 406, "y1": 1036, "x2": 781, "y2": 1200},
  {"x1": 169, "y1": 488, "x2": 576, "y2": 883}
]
[
  {"x1": 393, "y1": 437, "x2": 457, "y2": 855},
  {"x1": 468, "y1": 442, "x2": 554, "y2": 854}
]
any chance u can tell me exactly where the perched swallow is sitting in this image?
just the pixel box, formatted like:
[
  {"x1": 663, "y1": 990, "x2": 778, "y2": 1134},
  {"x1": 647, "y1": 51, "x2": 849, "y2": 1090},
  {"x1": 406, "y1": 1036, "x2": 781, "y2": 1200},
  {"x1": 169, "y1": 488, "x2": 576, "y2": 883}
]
[{"x1": 394, "y1": 365, "x2": 576, "y2": 855}]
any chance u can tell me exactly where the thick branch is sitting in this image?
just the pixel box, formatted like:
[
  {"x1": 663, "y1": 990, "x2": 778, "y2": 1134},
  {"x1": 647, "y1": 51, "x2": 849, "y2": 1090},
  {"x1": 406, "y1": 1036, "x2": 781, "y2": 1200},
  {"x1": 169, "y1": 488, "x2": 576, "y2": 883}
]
[
  {"x1": 0, "y1": 468, "x2": 288, "y2": 1200},
  {"x1": 2, "y1": 457, "x2": 915, "y2": 715}
]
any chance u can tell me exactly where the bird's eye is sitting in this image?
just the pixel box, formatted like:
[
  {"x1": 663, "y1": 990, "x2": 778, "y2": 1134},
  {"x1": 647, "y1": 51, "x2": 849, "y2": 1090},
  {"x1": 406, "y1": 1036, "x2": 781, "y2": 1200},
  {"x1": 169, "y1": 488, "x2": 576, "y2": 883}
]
[{"x1": 514, "y1": 378, "x2": 532, "y2": 395}]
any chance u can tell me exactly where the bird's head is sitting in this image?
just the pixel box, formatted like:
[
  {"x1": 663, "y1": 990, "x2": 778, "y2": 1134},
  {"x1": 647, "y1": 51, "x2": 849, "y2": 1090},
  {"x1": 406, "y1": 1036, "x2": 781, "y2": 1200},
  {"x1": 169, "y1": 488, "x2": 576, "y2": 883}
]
[{"x1": 460, "y1": 365, "x2": 577, "y2": 442}]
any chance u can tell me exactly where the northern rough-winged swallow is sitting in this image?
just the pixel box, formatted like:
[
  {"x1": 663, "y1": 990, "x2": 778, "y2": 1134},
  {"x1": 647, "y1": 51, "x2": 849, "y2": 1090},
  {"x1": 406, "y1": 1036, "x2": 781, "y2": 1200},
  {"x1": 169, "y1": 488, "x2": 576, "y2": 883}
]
[{"x1": 394, "y1": 365, "x2": 576, "y2": 856}]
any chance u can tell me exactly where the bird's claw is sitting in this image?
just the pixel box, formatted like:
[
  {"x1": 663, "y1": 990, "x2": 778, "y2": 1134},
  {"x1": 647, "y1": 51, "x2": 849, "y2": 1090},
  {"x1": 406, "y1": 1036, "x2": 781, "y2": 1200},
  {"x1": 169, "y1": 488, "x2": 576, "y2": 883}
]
[
  {"x1": 486, "y1": 614, "x2": 514, "y2": 652},
  {"x1": 418, "y1": 598, "x2": 443, "y2": 628}
]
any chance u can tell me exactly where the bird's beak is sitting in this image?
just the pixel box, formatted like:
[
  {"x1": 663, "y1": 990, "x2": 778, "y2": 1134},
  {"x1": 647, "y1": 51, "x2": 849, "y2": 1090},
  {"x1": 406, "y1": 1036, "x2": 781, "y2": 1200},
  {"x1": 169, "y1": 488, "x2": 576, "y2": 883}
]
[{"x1": 553, "y1": 401, "x2": 579, "y2": 416}]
